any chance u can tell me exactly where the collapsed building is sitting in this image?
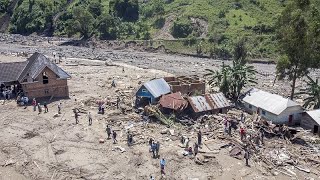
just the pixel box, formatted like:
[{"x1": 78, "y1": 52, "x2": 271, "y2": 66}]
[
  {"x1": 187, "y1": 93, "x2": 231, "y2": 118},
  {"x1": 0, "y1": 52, "x2": 71, "y2": 99},
  {"x1": 164, "y1": 76, "x2": 205, "y2": 95}
]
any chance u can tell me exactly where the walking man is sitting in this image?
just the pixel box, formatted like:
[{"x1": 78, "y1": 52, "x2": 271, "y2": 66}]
[
  {"x1": 74, "y1": 109, "x2": 79, "y2": 124},
  {"x1": 197, "y1": 130, "x2": 202, "y2": 146},
  {"x1": 37, "y1": 103, "x2": 42, "y2": 114},
  {"x1": 116, "y1": 96, "x2": 120, "y2": 109},
  {"x1": 44, "y1": 102, "x2": 48, "y2": 113},
  {"x1": 58, "y1": 102, "x2": 62, "y2": 114},
  {"x1": 88, "y1": 112, "x2": 92, "y2": 126},
  {"x1": 244, "y1": 148, "x2": 250, "y2": 167},
  {"x1": 151, "y1": 142, "x2": 156, "y2": 158},
  {"x1": 228, "y1": 120, "x2": 232, "y2": 136},
  {"x1": 112, "y1": 131, "x2": 118, "y2": 144},
  {"x1": 149, "y1": 138, "x2": 153, "y2": 152},
  {"x1": 160, "y1": 158, "x2": 166, "y2": 176},
  {"x1": 155, "y1": 141, "x2": 160, "y2": 158},
  {"x1": 240, "y1": 127, "x2": 246, "y2": 141},
  {"x1": 106, "y1": 125, "x2": 111, "y2": 139},
  {"x1": 32, "y1": 98, "x2": 37, "y2": 111},
  {"x1": 194, "y1": 143, "x2": 199, "y2": 156}
]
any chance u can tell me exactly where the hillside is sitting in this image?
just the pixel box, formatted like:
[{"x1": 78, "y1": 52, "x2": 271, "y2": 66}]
[{"x1": 0, "y1": 0, "x2": 319, "y2": 58}]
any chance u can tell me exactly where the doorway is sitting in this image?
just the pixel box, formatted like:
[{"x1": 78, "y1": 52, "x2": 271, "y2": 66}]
[
  {"x1": 288, "y1": 115, "x2": 293, "y2": 124},
  {"x1": 314, "y1": 125, "x2": 319, "y2": 134}
]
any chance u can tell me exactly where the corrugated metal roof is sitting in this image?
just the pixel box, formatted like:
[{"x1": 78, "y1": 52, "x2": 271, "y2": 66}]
[
  {"x1": 144, "y1": 78, "x2": 170, "y2": 98},
  {"x1": 159, "y1": 92, "x2": 188, "y2": 111},
  {"x1": 19, "y1": 52, "x2": 71, "y2": 82},
  {"x1": 242, "y1": 88, "x2": 301, "y2": 115},
  {"x1": 188, "y1": 93, "x2": 230, "y2": 113},
  {"x1": 206, "y1": 93, "x2": 230, "y2": 109},
  {"x1": 306, "y1": 109, "x2": 320, "y2": 125},
  {"x1": 0, "y1": 61, "x2": 27, "y2": 83}
]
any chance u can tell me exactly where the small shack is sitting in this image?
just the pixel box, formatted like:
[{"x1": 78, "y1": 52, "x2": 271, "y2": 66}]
[
  {"x1": 301, "y1": 109, "x2": 320, "y2": 135},
  {"x1": 187, "y1": 92, "x2": 230, "y2": 117},
  {"x1": 242, "y1": 88, "x2": 303, "y2": 125},
  {"x1": 135, "y1": 78, "x2": 170, "y2": 107},
  {"x1": 159, "y1": 92, "x2": 188, "y2": 113}
]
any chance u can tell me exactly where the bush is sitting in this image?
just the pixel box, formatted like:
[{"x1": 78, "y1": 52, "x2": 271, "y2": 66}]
[
  {"x1": 154, "y1": 17, "x2": 165, "y2": 29},
  {"x1": 109, "y1": 0, "x2": 139, "y2": 22},
  {"x1": 171, "y1": 18, "x2": 193, "y2": 38}
]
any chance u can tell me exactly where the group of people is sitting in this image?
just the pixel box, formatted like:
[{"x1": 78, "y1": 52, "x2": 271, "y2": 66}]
[
  {"x1": 106, "y1": 125, "x2": 118, "y2": 144},
  {"x1": 31, "y1": 98, "x2": 50, "y2": 114}
]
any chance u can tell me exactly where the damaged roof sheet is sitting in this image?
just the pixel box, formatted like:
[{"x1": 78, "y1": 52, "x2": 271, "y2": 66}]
[
  {"x1": 144, "y1": 78, "x2": 171, "y2": 98},
  {"x1": 306, "y1": 109, "x2": 320, "y2": 125},
  {"x1": 242, "y1": 88, "x2": 301, "y2": 115},
  {"x1": 159, "y1": 92, "x2": 188, "y2": 111},
  {"x1": 188, "y1": 93, "x2": 230, "y2": 113}
]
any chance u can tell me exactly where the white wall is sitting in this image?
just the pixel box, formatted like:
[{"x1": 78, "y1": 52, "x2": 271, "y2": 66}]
[{"x1": 243, "y1": 102, "x2": 303, "y2": 125}]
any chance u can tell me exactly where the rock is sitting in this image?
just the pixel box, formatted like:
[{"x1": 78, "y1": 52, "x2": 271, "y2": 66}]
[
  {"x1": 53, "y1": 114, "x2": 60, "y2": 118},
  {"x1": 4, "y1": 159, "x2": 15, "y2": 166},
  {"x1": 169, "y1": 129, "x2": 175, "y2": 136},
  {"x1": 99, "y1": 139, "x2": 105, "y2": 143},
  {"x1": 161, "y1": 128, "x2": 168, "y2": 134},
  {"x1": 113, "y1": 146, "x2": 126, "y2": 153}
]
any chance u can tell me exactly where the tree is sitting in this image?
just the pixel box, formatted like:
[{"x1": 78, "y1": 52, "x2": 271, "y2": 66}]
[
  {"x1": 109, "y1": 0, "x2": 139, "y2": 22},
  {"x1": 88, "y1": 0, "x2": 103, "y2": 18},
  {"x1": 67, "y1": 6, "x2": 95, "y2": 39},
  {"x1": 97, "y1": 15, "x2": 120, "y2": 40},
  {"x1": 276, "y1": 0, "x2": 320, "y2": 100},
  {"x1": 205, "y1": 39, "x2": 257, "y2": 101},
  {"x1": 296, "y1": 75, "x2": 320, "y2": 109}
]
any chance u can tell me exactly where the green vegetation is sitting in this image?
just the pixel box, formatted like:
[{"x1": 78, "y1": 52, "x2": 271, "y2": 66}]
[
  {"x1": 276, "y1": 0, "x2": 320, "y2": 100},
  {"x1": 205, "y1": 39, "x2": 257, "y2": 101},
  {"x1": 1, "y1": 0, "x2": 320, "y2": 59},
  {"x1": 297, "y1": 76, "x2": 320, "y2": 109}
]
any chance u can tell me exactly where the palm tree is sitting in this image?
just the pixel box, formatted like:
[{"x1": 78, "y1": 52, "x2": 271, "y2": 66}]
[
  {"x1": 296, "y1": 75, "x2": 320, "y2": 109},
  {"x1": 205, "y1": 39, "x2": 257, "y2": 101}
]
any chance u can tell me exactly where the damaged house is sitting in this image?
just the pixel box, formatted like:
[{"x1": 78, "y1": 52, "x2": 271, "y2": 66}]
[
  {"x1": 0, "y1": 52, "x2": 71, "y2": 99},
  {"x1": 187, "y1": 92, "x2": 230, "y2": 118},
  {"x1": 242, "y1": 88, "x2": 303, "y2": 125},
  {"x1": 301, "y1": 109, "x2": 320, "y2": 135},
  {"x1": 135, "y1": 78, "x2": 170, "y2": 107},
  {"x1": 164, "y1": 76, "x2": 205, "y2": 95},
  {"x1": 159, "y1": 92, "x2": 188, "y2": 114}
]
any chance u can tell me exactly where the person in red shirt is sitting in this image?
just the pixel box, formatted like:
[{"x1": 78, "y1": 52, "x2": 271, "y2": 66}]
[{"x1": 240, "y1": 127, "x2": 246, "y2": 141}]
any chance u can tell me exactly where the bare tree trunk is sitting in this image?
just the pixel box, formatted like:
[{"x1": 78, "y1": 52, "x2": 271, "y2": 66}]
[{"x1": 290, "y1": 71, "x2": 297, "y2": 100}]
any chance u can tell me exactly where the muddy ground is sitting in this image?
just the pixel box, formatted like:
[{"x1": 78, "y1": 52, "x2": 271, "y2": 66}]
[{"x1": 0, "y1": 34, "x2": 319, "y2": 180}]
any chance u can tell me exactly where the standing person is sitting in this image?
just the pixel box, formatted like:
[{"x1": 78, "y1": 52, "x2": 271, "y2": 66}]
[
  {"x1": 32, "y1": 98, "x2": 37, "y2": 111},
  {"x1": 37, "y1": 103, "x2": 42, "y2": 114},
  {"x1": 151, "y1": 142, "x2": 156, "y2": 158},
  {"x1": 197, "y1": 130, "x2": 202, "y2": 146},
  {"x1": 101, "y1": 103, "x2": 105, "y2": 115},
  {"x1": 240, "y1": 112, "x2": 245, "y2": 123},
  {"x1": 88, "y1": 112, "x2": 92, "y2": 126},
  {"x1": 43, "y1": 102, "x2": 48, "y2": 113},
  {"x1": 155, "y1": 141, "x2": 160, "y2": 158},
  {"x1": 240, "y1": 127, "x2": 246, "y2": 141},
  {"x1": 112, "y1": 130, "x2": 118, "y2": 144},
  {"x1": 244, "y1": 148, "x2": 250, "y2": 167},
  {"x1": 194, "y1": 143, "x2": 199, "y2": 156},
  {"x1": 149, "y1": 138, "x2": 153, "y2": 152},
  {"x1": 228, "y1": 120, "x2": 232, "y2": 136},
  {"x1": 160, "y1": 158, "x2": 166, "y2": 176},
  {"x1": 106, "y1": 125, "x2": 111, "y2": 139},
  {"x1": 116, "y1": 96, "x2": 120, "y2": 109},
  {"x1": 58, "y1": 102, "x2": 62, "y2": 114},
  {"x1": 111, "y1": 79, "x2": 116, "y2": 87},
  {"x1": 74, "y1": 109, "x2": 79, "y2": 124}
]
